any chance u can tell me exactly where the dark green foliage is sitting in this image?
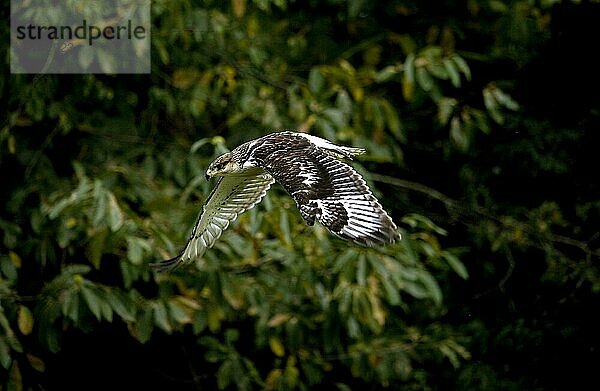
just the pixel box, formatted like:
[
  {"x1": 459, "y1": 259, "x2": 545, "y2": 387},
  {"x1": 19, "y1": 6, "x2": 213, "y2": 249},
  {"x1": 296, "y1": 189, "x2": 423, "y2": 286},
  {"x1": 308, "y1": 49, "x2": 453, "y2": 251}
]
[{"x1": 1, "y1": 0, "x2": 599, "y2": 389}]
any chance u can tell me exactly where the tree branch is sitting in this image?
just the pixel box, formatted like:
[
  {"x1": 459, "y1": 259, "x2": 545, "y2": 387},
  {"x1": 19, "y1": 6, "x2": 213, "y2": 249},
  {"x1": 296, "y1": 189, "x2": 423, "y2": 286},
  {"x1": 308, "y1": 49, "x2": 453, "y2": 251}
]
[{"x1": 367, "y1": 173, "x2": 597, "y2": 260}]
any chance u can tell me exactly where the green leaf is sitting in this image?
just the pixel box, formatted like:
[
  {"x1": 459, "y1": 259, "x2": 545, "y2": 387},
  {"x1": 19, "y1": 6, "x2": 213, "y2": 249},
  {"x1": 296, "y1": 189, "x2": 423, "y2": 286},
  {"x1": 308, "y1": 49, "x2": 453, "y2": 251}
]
[
  {"x1": 81, "y1": 285, "x2": 102, "y2": 321},
  {"x1": 120, "y1": 261, "x2": 134, "y2": 289},
  {"x1": 284, "y1": 356, "x2": 300, "y2": 387},
  {"x1": 483, "y1": 88, "x2": 504, "y2": 124},
  {"x1": 451, "y1": 54, "x2": 471, "y2": 81},
  {"x1": 472, "y1": 109, "x2": 491, "y2": 134},
  {"x1": 63, "y1": 264, "x2": 92, "y2": 277},
  {"x1": 107, "y1": 193, "x2": 124, "y2": 231},
  {"x1": 42, "y1": 325, "x2": 61, "y2": 353},
  {"x1": 207, "y1": 304, "x2": 224, "y2": 332},
  {"x1": 356, "y1": 253, "x2": 367, "y2": 286},
  {"x1": 416, "y1": 66, "x2": 434, "y2": 91},
  {"x1": 336, "y1": 90, "x2": 353, "y2": 115},
  {"x1": 87, "y1": 228, "x2": 108, "y2": 269},
  {"x1": 249, "y1": 46, "x2": 267, "y2": 66},
  {"x1": 17, "y1": 306, "x2": 34, "y2": 336},
  {"x1": 317, "y1": 117, "x2": 336, "y2": 140},
  {"x1": 380, "y1": 99, "x2": 404, "y2": 142},
  {"x1": 366, "y1": 253, "x2": 389, "y2": 277},
  {"x1": 438, "y1": 97, "x2": 457, "y2": 126},
  {"x1": 225, "y1": 329, "x2": 240, "y2": 346},
  {"x1": 262, "y1": 100, "x2": 282, "y2": 128},
  {"x1": 402, "y1": 280, "x2": 428, "y2": 299},
  {"x1": 347, "y1": 316, "x2": 360, "y2": 339},
  {"x1": 337, "y1": 286, "x2": 352, "y2": 315},
  {"x1": 381, "y1": 274, "x2": 401, "y2": 305},
  {"x1": 443, "y1": 58, "x2": 461, "y2": 87},
  {"x1": 269, "y1": 336, "x2": 285, "y2": 357},
  {"x1": 323, "y1": 108, "x2": 347, "y2": 129},
  {"x1": 0, "y1": 338, "x2": 11, "y2": 369},
  {"x1": 99, "y1": 295, "x2": 113, "y2": 323},
  {"x1": 375, "y1": 64, "x2": 401, "y2": 83},
  {"x1": 126, "y1": 237, "x2": 144, "y2": 265},
  {"x1": 193, "y1": 310, "x2": 208, "y2": 335},
  {"x1": 9, "y1": 251, "x2": 21, "y2": 269},
  {"x1": 27, "y1": 354, "x2": 46, "y2": 373},
  {"x1": 279, "y1": 209, "x2": 291, "y2": 245},
  {"x1": 1, "y1": 255, "x2": 18, "y2": 282},
  {"x1": 421, "y1": 45, "x2": 442, "y2": 58},
  {"x1": 249, "y1": 204, "x2": 263, "y2": 235},
  {"x1": 401, "y1": 214, "x2": 448, "y2": 235},
  {"x1": 336, "y1": 383, "x2": 353, "y2": 391},
  {"x1": 365, "y1": 97, "x2": 384, "y2": 131},
  {"x1": 62, "y1": 290, "x2": 80, "y2": 322},
  {"x1": 492, "y1": 87, "x2": 520, "y2": 111},
  {"x1": 417, "y1": 270, "x2": 442, "y2": 304},
  {"x1": 46, "y1": 178, "x2": 92, "y2": 219},
  {"x1": 426, "y1": 60, "x2": 448, "y2": 80},
  {"x1": 439, "y1": 343, "x2": 459, "y2": 368},
  {"x1": 167, "y1": 301, "x2": 192, "y2": 325},
  {"x1": 443, "y1": 252, "x2": 469, "y2": 279},
  {"x1": 104, "y1": 291, "x2": 135, "y2": 322},
  {"x1": 288, "y1": 91, "x2": 307, "y2": 120},
  {"x1": 217, "y1": 359, "x2": 234, "y2": 389},
  {"x1": 72, "y1": 161, "x2": 87, "y2": 181},
  {"x1": 489, "y1": 0, "x2": 509, "y2": 12},
  {"x1": 135, "y1": 306, "x2": 154, "y2": 343},
  {"x1": 308, "y1": 68, "x2": 325, "y2": 94},
  {"x1": 153, "y1": 301, "x2": 172, "y2": 333},
  {"x1": 93, "y1": 182, "x2": 107, "y2": 227},
  {"x1": 450, "y1": 116, "x2": 469, "y2": 151}
]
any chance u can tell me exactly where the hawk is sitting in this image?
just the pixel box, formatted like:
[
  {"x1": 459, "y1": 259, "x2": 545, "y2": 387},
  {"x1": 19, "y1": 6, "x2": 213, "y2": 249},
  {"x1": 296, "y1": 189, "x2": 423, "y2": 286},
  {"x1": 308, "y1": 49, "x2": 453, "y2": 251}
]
[{"x1": 152, "y1": 131, "x2": 399, "y2": 272}]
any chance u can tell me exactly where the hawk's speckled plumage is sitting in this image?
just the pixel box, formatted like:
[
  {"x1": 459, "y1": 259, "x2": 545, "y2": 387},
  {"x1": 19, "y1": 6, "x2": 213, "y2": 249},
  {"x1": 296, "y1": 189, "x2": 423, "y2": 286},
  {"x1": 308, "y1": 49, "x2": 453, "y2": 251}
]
[{"x1": 152, "y1": 131, "x2": 399, "y2": 272}]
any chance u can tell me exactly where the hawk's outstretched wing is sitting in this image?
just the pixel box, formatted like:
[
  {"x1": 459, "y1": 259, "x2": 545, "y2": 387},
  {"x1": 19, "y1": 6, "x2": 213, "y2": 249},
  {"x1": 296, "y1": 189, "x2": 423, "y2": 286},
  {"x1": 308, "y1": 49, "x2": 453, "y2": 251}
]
[
  {"x1": 151, "y1": 172, "x2": 274, "y2": 272},
  {"x1": 250, "y1": 133, "x2": 399, "y2": 247}
]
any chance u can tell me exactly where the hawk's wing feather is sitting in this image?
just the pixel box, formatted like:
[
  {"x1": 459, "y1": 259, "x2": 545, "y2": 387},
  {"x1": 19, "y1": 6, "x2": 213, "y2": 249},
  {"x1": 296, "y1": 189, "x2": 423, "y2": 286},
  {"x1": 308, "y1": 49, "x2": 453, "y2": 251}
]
[
  {"x1": 250, "y1": 133, "x2": 399, "y2": 247},
  {"x1": 296, "y1": 133, "x2": 366, "y2": 159},
  {"x1": 151, "y1": 173, "x2": 274, "y2": 272}
]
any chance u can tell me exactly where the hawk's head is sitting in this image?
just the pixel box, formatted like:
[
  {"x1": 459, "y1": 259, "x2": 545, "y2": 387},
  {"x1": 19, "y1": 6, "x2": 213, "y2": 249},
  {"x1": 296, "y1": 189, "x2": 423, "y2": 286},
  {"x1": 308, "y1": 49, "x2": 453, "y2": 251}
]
[{"x1": 205, "y1": 152, "x2": 242, "y2": 180}]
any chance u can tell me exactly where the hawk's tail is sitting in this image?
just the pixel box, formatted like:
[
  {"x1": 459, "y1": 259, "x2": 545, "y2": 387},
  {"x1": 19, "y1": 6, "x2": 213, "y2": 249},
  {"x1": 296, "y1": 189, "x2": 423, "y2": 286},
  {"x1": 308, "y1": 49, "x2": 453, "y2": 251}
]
[{"x1": 316, "y1": 198, "x2": 400, "y2": 247}]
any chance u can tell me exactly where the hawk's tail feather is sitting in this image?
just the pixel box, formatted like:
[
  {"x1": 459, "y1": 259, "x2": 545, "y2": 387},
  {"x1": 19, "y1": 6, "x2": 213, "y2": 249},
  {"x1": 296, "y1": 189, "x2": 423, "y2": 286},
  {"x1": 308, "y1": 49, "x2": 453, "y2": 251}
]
[
  {"x1": 339, "y1": 220, "x2": 400, "y2": 247},
  {"x1": 315, "y1": 198, "x2": 400, "y2": 247}
]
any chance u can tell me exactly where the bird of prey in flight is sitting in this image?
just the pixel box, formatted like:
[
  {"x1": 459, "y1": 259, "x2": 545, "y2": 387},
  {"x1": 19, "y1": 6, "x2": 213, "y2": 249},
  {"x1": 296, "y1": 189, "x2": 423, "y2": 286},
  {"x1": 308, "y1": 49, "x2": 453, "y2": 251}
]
[{"x1": 152, "y1": 131, "x2": 399, "y2": 272}]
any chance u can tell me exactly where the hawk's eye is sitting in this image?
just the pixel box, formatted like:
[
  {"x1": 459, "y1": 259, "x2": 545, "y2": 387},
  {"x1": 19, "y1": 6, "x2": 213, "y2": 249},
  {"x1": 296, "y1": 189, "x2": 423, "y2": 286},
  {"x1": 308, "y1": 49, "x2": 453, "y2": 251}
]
[{"x1": 212, "y1": 160, "x2": 228, "y2": 171}]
